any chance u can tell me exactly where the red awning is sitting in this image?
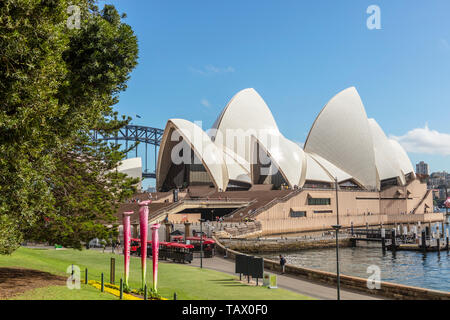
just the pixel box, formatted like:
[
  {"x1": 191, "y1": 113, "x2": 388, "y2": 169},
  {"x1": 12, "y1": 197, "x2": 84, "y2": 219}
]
[{"x1": 167, "y1": 242, "x2": 191, "y2": 249}]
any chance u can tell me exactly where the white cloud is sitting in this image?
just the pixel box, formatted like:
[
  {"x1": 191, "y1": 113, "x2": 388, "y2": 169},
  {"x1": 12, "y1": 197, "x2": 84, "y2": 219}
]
[
  {"x1": 390, "y1": 124, "x2": 450, "y2": 156},
  {"x1": 189, "y1": 65, "x2": 235, "y2": 76},
  {"x1": 200, "y1": 98, "x2": 211, "y2": 108}
]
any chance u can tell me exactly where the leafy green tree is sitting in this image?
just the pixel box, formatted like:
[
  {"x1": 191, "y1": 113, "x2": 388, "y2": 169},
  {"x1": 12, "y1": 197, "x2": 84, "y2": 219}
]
[
  {"x1": 28, "y1": 133, "x2": 139, "y2": 249},
  {"x1": 0, "y1": 0, "x2": 139, "y2": 253}
]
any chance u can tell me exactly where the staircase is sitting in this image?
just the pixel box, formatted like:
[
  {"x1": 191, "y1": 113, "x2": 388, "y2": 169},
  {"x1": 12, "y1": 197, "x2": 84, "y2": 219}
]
[{"x1": 412, "y1": 189, "x2": 432, "y2": 214}]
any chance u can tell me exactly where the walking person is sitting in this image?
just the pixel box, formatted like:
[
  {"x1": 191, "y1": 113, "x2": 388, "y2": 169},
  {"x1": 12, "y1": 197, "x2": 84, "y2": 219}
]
[
  {"x1": 116, "y1": 239, "x2": 121, "y2": 254},
  {"x1": 279, "y1": 255, "x2": 286, "y2": 274}
]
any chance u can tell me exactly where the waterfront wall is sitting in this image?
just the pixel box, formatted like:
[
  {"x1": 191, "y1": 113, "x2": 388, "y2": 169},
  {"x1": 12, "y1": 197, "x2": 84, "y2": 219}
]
[
  {"x1": 258, "y1": 214, "x2": 385, "y2": 235},
  {"x1": 386, "y1": 213, "x2": 443, "y2": 224},
  {"x1": 257, "y1": 213, "x2": 444, "y2": 236},
  {"x1": 218, "y1": 237, "x2": 353, "y2": 253},
  {"x1": 213, "y1": 236, "x2": 450, "y2": 300},
  {"x1": 209, "y1": 212, "x2": 444, "y2": 239}
]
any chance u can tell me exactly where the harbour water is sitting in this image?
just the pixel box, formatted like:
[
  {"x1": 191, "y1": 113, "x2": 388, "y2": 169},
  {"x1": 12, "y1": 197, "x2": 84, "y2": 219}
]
[{"x1": 262, "y1": 211, "x2": 450, "y2": 292}]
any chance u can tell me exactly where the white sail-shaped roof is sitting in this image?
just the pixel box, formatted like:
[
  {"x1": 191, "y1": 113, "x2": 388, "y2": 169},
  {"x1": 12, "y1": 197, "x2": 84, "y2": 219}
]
[
  {"x1": 156, "y1": 87, "x2": 418, "y2": 192},
  {"x1": 304, "y1": 87, "x2": 377, "y2": 189},
  {"x1": 308, "y1": 153, "x2": 353, "y2": 183},
  {"x1": 156, "y1": 119, "x2": 229, "y2": 191},
  {"x1": 278, "y1": 137, "x2": 307, "y2": 187},
  {"x1": 368, "y1": 119, "x2": 406, "y2": 185},
  {"x1": 210, "y1": 88, "x2": 279, "y2": 142},
  {"x1": 211, "y1": 88, "x2": 306, "y2": 188},
  {"x1": 252, "y1": 135, "x2": 307, "y2": 187},
  {"x1": 304, "y1": 153, "x2": 333, "y2": 183},
  {"x1": 220, "y1": 144, "x2": 251, "y2": 174},
  {"x1": 221, "y1": 145, "x2": 251, "y2": 184},
  {"x1": 389, "y1": 139, "x2": 415, "y2": 178}
]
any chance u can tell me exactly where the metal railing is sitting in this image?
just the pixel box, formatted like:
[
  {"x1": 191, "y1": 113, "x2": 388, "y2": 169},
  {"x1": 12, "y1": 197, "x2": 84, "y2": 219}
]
[{"x1": 240, "y1": 188, "x2": 304, "y2": 219}]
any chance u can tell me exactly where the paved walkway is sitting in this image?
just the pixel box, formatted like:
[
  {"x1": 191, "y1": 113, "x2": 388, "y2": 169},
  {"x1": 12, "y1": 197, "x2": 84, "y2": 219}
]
[{"x1": 188, "y1": 256, "x2": 384, "y2": 300}]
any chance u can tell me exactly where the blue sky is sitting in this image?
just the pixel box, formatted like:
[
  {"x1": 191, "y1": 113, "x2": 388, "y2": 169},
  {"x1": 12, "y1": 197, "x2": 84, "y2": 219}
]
[{"x1": 98, "y1": 0, "x2": 450, "y2": 185}]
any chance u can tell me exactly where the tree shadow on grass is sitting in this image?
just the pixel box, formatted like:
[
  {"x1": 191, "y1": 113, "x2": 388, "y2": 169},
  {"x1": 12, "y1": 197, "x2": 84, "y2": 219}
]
[
  {"x1": 208, "y1": 279, "x2": 249, "y2": 287},
  {"x1": 222, "y1": 284, "x2": 248, "y2": 287},
  {"x1": 0, "y1": 267, "x2": 66, "y2": 300},
  {"x1": 208, "y1": 279, "x2": 235, "y2": 282}
]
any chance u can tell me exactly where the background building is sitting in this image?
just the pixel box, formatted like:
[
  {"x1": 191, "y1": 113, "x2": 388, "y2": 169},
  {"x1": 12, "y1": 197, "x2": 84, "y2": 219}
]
[
  {"x1": 428, "y1": 171, "x2": 450, "y2": 200},
  {"x1": 416, "y1": 161, "x2": 429, "y2": 176}
]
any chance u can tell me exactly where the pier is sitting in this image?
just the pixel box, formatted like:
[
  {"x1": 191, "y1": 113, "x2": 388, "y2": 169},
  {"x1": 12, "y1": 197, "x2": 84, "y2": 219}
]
[{"x1": 350, "y1": 221, "x2": 450, "y2": 253}]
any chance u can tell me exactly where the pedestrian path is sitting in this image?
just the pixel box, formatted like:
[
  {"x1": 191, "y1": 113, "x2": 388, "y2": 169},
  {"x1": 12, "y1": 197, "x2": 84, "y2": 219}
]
[{"x1": 189, "y1": 256, "x2": 383, "y2": 300}]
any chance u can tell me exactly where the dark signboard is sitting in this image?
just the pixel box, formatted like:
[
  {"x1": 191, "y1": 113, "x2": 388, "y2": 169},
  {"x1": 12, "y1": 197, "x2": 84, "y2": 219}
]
[
  {"x1": 235, "y1": 254, "x2": 250, "y2": 275},
  {"x1": 249, "y1": 256, "x2": 264, "y2": 278},
  {"x1": 236, "y1": 255, "x2": 264, "y2": 278}
]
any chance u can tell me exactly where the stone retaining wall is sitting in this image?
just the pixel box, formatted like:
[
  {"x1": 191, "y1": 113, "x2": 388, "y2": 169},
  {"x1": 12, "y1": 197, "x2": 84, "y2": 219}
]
[
  {"x1": 212, "y1": 236, "x2": 450, "y2": 300},
  {"x1": 219, "y1": 238, "x2": 353, "y2": 253}
]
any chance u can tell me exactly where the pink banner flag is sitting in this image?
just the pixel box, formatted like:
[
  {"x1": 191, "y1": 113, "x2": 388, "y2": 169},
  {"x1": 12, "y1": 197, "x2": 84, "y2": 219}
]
[
  {"x1": 138, "y1": 200, "x2": 151, "y2": 290},
  {"x1": 151, "y1": 223, "x2": 161, "y2": 292},
  {"x1": 122, "y1": 211, "x2": 134, "y2": 287}
]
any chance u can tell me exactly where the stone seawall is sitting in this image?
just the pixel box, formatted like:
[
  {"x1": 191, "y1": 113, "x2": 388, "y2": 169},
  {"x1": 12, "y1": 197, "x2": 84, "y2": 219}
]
[
  {"x1": 212, "y1": 236, "x2": 450, "y2": 300},
  {"x1": 219, "y1": 237, "x2": 353, "y2": 253}
]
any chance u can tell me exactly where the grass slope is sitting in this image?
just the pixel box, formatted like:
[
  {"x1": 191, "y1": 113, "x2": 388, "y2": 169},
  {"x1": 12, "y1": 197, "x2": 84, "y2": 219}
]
[
  {"x1": 0, "y1": 248, "x2": 312, "y2": 300},
  {"x1": 10, "y1": 284, "x2": 117, "y2": 300}
]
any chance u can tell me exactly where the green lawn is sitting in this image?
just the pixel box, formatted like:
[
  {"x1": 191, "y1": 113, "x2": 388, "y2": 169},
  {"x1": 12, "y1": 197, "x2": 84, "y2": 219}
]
[
  {"x1": 10, "y1": 284, "x2": 117, "y2": 300},
  {"x1": 0, "y1": 247, "x2": 312, "y2": 300}
]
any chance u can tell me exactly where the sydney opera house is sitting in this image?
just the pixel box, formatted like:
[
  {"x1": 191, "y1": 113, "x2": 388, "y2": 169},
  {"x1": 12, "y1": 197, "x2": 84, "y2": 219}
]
[{"x1": 123, "y1": 87, "x2": 442, "y2": 236}]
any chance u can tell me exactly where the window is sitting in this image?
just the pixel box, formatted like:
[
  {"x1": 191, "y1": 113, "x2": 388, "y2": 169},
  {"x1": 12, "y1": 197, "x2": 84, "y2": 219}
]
[
  {"x1": 313, "y1": 210, "x2": 333, "y2": 214},
  {"x1": 290, "y1": 210, "x2": 306, "y2": 218},
  {"x1": 308, "y1": 198, "x2": 331, "y2": 205}
]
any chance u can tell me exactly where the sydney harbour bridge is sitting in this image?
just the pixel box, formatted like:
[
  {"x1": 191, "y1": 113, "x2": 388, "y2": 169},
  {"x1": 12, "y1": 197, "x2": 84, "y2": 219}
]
[{"x1": 93, "y1": 125, "x2": 164, "y2": 180}]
